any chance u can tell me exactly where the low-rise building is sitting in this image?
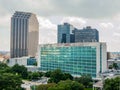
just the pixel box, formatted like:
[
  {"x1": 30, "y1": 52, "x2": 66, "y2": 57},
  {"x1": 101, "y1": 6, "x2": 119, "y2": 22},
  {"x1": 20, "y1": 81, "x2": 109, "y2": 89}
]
[
  {"x1": 8, "y1": 57, "x2": 38, "y2": 72},
  {"x1": 107, "y1": 58, "x2": 120, "y2": 69},
  {"x1": 107, "y1": 52, "x2": 120, "y2": 59}
]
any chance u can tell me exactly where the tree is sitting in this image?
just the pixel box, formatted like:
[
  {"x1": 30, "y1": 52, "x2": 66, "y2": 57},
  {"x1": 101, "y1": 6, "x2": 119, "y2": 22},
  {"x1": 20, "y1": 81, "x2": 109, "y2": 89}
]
[
  {"x1": 48, "y1": 69, "x2": 65, "y2": 83},
  {"x1": 33, "y1": 62, "x2": 37, "y2": 66},
  {"x1": 11, "y1": 64, "x2": 28, "y2": 79},
  {"x1": 36, "y1": 83, "x2": 56, "y2": 90},
  {"x1": 48, "y1": 69, "x2": 74, "y2": 83},
  {"x1": 64, "y1": 73, "x2": 73, "y2": 80},
  {"x1": 28, "y1": 72, "x2": 44, "y2": 80},
  {"x1": 113, "y1": 63, "x2": 118, "y2": 69},
  {"x1": 45, "y1": 71, "x2": 52, "y2": 77},
  {"x1": 38, "y1": 72, "x2": 44, "y2": 77},
  {"x1": 31, "y1": 72, "x2": 40, "y2": 80},
  {"x1": 28, "y1": 71, "x2": 33, "y2": 80},
  {"x1": 48, "y1": 80, "x2": 84, "y2": 90},
  {"x1": 74, "y1": 74, "x2": 92, "y2": 88},
  {"x1": 0, "y1": 62, "x2": 12, "y2": 73},
  {"x1": 0, "y1": 73, "x2": 23, "y2": 90},
  {"x1": 104, "y1": 77, "x2": 120, "y2": 90},
  {"x1": 0, "y1": 62, "x2": 8, "y2": 69},
  {"x1": 108, "y1": 65, "x2": 113, "y2": 69},
  {"x1": 0, "y1": 63, "x2": 24, "y2": 89}
]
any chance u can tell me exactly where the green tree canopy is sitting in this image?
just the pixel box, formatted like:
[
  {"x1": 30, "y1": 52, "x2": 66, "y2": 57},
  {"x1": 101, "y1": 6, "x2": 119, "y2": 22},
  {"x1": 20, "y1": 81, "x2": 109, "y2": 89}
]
[
  {"x1": 0, "y1": 62, "x2": 8, "y2": 69},
  {"x1": 48, "y1": 69, "x2": 73, "y2": 83},
  {"x1": 11, "y1": 64, "x2": 28, "y2": 79},
  {"x1": 45, "y1": 71, "x2": 52, "y2": 77},
  {"x1": 48, "y1": 69, "x2": 65, "y2": 83},
  {"x1": 108, "y1": 65, "x2": 113, "y2": 69},
  {"x1": 104, "y1": 77, "x2": 120, "y2": 90},
  {"x1": 48, "y1": 80, "x2": 84, "y2": 90},
  {"x1": 31, "y1": 72, "x2": 40, "y2": 80},
  {"x1": 28, "y1": 71, "x2": 44, "y2": 80},
  {"x1": 0, "y1": 62, "x2": 12, "y2": 73},
  {"x1": 0, "y1": 73, "x2": 23, "y2": 90},
  {"x1": 113, "y1": 63, "x2": 118, "y2": 69},
  {"x1": 63, "y1": 73, "x2": 73, "y2": 80},
  {"x1": 74, "y1": 74, "x2": 92, "y2": 88},
  {"x1": 36, "y1": 83, "x2": 56, "y2": 90}
]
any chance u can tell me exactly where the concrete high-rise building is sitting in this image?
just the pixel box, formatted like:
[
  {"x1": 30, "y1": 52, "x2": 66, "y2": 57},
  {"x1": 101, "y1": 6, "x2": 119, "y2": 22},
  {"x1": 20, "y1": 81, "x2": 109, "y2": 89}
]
[
  {"x1": 10, "y1": 11, "x2": 39, "y2": 58},
  {"x1": 74, "y1": 26, "x2": 99, "y2": 42},
  {"x1": 38, "y1": 42, "x2": 107, "y2": 78},
  {"x1": 57, "y1": 23, "x2": 75, "y2": 43}
]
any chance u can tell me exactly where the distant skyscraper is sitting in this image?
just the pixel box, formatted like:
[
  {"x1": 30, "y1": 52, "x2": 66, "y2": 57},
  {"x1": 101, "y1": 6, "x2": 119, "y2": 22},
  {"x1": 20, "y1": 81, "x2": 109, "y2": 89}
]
[
  {"x1": 58, "y1": 23, "x2": 99, "y2": 43},
  {"x1": 57, "y1": 23, "x2": 75, "y2": 43},
  {"x1": 74, "y1": 26, "x2": 99, "y2": 42},
  {"x1": 10, "y1": 11, "x2": 39, "y2": 58}
]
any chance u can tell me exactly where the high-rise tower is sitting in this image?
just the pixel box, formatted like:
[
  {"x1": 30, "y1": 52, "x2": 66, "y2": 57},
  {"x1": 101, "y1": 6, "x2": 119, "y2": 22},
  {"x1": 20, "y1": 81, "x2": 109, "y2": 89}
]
[
  {"x1": 58, "y1": 23, "x2": 99, "y2": 43},
  {"x1": 10, "y1": 11, "x2": 39, "y2": 58},
  {"x1": 57, "y1": 23, "x2": 75, "y2": 43},
  {"x1": 74, "y1": 26, "x2": 99, "y2": 42}
]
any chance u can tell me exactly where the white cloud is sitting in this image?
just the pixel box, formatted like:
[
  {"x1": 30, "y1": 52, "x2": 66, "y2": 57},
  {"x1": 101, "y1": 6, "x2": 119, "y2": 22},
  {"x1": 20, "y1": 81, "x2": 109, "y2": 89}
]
[
  {"x1": 99, "y1": 22, "x2": 114, "y2": 29},
  {"x1": 61, "y1": 17, "x2": 87, "y2": 28},
  {"x1": 1, "y1": 0, "x2": 120, "y2": 18},
  {"x1": 37, "y1": 16, "x2": 57, "y2": 44},
  {"x1": 112, "y1": 13, "x2": 120, "y2": 21},
  {"x1": 0, "y1": 14, "x2": 11, "y2": 29},
  {"x1": 38, "y1": 16, "x2": 56, "y2": 29},
  {"x1": 0, "y1": 36, "x2": 10, "y2": 51},
  {"x1": 113, "y1": 32, "x2": 120, "y2": 37}
]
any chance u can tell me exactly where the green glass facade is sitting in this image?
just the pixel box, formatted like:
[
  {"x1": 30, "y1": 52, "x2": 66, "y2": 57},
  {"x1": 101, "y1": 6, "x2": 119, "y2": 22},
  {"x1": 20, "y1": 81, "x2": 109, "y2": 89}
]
[{"x1": 39, "y1": 44, "x2": 100, "y2": 78}]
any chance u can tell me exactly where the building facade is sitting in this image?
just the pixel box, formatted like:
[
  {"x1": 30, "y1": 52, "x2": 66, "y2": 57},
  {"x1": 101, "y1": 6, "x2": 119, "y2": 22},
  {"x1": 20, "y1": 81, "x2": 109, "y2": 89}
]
[
  {"x1": 74, "y1": 26, "x2": 99, "y2": 42},
  {"x1": 10, "y1": 11, "x2": 39, "y2": 58},
  {"x1": 107, "y1": 52, "x2": 120, "y2": 59},
  {"x1": 57, "y1": 23, "x2": 75, "y2": 43},
  {"x1": 58, "y1": 23, "x2": 99, "y2": 43},
  {"x1": 8, "y1": 57, "x2": 37, "y2": 66},
  {"x1": 107, "y1": 58, "x2": 120, "y2": 69},
  {"x1": 38, "y1": 42, "x2": 107, "y2": 78}
]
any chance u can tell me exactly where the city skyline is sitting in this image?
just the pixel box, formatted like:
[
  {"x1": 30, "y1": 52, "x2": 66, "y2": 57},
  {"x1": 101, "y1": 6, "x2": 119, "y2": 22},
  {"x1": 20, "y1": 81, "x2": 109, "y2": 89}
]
[{"x1": 0, "y1": 0, "x2": 120, "y2": 52}]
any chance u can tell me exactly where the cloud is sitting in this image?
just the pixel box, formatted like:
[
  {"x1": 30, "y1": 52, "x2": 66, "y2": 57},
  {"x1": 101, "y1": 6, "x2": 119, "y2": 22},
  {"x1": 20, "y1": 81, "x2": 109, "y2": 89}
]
[
  {"x1": 0, "y1": 28, "x2": 10, "y2": 51},
  {"x1": 113, "y1": 32, "x2": 120, "y2": 37},
  {"x1": 0, "y1": 14, "x2": 11, "y2": 29},
  {"x1": 0, "y1": 39, "x2": 10, "y2": 51},
  {"x1": 38, "y1": 16, "x2": 56, "y2": 29},
  {"x1": 0, "y1": 0, "x2": 54, "y2": 16},
  {"x1": 61, "y1": 17, "x2": 87, "y2": 28},
  {"x1": 99, "y1": 22, "x2": 114, "y2": 29},
  {"x1": 50, "y1": 0, "x2": 120, "y2": 18},
  {"x1": 38, "y1": 16, "x2": 57, "y2": 44},
  {"x1": 1, "y1": 0, "x2": 120, "y2": 18}
]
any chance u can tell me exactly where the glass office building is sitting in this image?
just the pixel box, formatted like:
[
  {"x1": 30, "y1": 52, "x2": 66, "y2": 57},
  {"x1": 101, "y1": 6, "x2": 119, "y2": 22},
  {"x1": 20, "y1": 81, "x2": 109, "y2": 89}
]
[
  {"x1": 74, "y1": 26, "x2": 99, "y2": 42},
  {"x1": 57, "y1": 23, "x2": 75, "y2": 43},
  {"x1": 27, "y1": 57, "x2": 36, "y2": 66},
  {"x1": 38, "y1": 42, "x2": 107, "y2": 78},
  {"x1": 58, "y1": 23, "x2": 99, "y2": 43}
]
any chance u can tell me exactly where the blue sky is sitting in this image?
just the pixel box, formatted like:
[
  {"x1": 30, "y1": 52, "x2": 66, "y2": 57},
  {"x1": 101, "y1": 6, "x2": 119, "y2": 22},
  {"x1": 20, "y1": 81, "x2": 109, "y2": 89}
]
[{"x1": 0, "y1": 0, "x2": 120, "y2": 51}]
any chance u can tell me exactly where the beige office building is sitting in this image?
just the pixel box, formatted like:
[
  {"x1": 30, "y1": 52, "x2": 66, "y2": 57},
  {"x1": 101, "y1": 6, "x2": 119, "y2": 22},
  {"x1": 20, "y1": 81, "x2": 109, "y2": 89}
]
[{"x1": 10, "y1": 11, "x2": 39, "y2": 58}]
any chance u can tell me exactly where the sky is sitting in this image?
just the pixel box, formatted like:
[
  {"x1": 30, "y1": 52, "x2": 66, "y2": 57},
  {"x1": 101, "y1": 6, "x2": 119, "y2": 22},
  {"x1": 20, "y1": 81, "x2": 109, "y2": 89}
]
[{"x1": 0, "y1": 0, "x2": 120, "y2": 52}]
